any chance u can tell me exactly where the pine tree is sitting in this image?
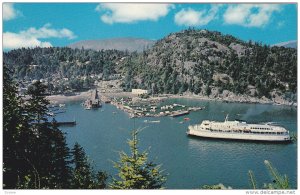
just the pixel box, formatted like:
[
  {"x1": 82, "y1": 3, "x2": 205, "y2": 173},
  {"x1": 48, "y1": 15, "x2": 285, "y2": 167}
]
[
  {"x1": 3, "y1": 66, "x2": 30, "y2": 188},
  {"x1": 25, "y1": 80, "x2": 49, "y2": 124},
  {"x1": 248, "y1": 160, "x2": 290, "y2": 189},
  {"x1": 71, "y1": 143, "x2": 94, "y2": 188},
  {"x1": 110, "y1": 129, "x2": 166, "y2": 189},
  {"x1": 48, "y1": 120, "x2": 72, "y2": 188},
  {"x1": 71, "y1": 143, "x2": 107, "y2": 189}
]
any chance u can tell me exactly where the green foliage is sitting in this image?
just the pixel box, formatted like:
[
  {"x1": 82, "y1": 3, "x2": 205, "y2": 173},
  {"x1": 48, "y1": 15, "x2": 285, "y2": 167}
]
[
  {"x1": 4, "y1": 47, "x2": 127, "y2": 93},
  {"x1": 26, "y1": 81, "x2": 50, "y2": 123},
  {"x1": 3, "y1": 66, "x2": 31, "y2": 188},
  {"x1": 263, "y1": 160, "x2": 290, "y2": 189},
  {"x1": 3, "y1": 66, "x2": 107, "y2": 189},
  {"x1": 110, "y1": 129, "x2": 166, "y2": 189},
  {"x1": 248, "y1": 170, "x2": 257, "y2": 189},
  {"x1": 248, "y1": 160, "x2": 291, "y2": 189},
  {"x1": 4, "y1": 30, "x2": 297, "y2": 100},
  {"x1": 290, "y1": 132, "x2": 297, "y2": 142},
  {"x1": 71, "y1": 143, "x2": 108, "y2": 189},
  {"x1": 118, "y1": 29, "x2": 296, "y2": 100}
]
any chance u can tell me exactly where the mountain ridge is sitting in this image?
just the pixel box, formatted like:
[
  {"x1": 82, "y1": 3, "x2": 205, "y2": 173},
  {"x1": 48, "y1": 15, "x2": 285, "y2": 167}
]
[
  {"x1": 272, "y1": 40, "x2": 297, "y2": 49},
  {"x1": 68, "y1": 37, "x2": 155, "y2": 52}
]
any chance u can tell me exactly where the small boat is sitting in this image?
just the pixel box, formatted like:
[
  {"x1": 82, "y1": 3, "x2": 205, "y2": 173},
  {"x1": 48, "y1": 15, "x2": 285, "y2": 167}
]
[
  {"x1": 59, "y1": 103, "x2": 65, "y2": 107},
  {"x1": 144, "y1": 120, "x2": 160, "y2": 123},
  {"x1": 47, "y1": 112, "x2": 55, "y2": 116},
  {"x1": 184, "y1": 118, "x2": 190, "y2": 121},
  {"x1": 85, "y1": 105, "x2": 92, "y2": 110}
]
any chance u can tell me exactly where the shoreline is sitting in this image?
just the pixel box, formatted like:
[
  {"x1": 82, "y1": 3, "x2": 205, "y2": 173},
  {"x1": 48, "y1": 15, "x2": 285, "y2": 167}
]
[
  {"x1": 168, "y1": 94, "x2": 297, "y2": 107},
  {"x1": 46, "y1": 90, "x2": 297, "y2": 107},
  {"x1": 46, "y1": 90, "x2": 92, "y2": 104}
]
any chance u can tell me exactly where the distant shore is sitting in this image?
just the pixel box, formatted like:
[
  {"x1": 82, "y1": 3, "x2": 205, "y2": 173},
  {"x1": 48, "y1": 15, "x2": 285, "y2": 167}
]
[
  {"x1": 46, "y1": 90, "x2": 296, "y2": 107},
  {"x1": 169, "y1": 94, "x2": 297, "y2": 107}
]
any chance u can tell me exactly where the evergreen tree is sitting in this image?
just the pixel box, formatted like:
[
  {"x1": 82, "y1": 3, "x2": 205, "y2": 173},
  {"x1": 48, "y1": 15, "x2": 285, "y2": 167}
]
[
  {"x1": 25, "y1": 81, "x2": 49, "y2": 124},
  {"x1": 110, "y1": 130, "x2": 166, "y2": 189},
  {"x1": 3, "y1": 66, "x2": 31, "y2": 188},
  {"x1": 71, "y1": 143, "x2": 108, "y2": 189},
  {"x1": 24, "y1": 81, "x2": 72, "y2": 188},
  {"x1": 71, "y1": 143, "x2": 95, "y2": 188},
  {"x1": 4, "y1": 71, "x2": 74, "y2": 189},
  {"x1": 248, "y1": 160, "x2": 290, "y2": 189},
  {"x1": 48, "y1": 120, "x2": 73, "y2": 188}
]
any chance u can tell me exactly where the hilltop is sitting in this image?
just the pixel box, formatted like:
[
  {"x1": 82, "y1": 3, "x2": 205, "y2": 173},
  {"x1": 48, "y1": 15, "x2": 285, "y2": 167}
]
[{"x1": 119, "y1": 29, "x2": 297, "y2": 104}]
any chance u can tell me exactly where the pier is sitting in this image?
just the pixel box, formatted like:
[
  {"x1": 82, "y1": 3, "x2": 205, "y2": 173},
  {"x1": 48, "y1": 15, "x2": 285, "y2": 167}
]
[
  {"x1": 169, "y1": 110, "x2": 190, "y2": 117},
  {"x1": 56, "y1": 120, "x2": 76, "y2": 126}
]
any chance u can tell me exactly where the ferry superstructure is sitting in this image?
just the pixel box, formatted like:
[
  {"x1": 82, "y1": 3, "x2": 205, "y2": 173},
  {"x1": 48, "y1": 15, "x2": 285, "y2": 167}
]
[{"x1": 187, "y1": 115, "x2": 290, "y2": 142}]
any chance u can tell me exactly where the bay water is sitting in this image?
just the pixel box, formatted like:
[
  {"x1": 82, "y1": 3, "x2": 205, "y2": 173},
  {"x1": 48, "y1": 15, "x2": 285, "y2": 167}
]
[{"x1": 57, "y1": 98, "x2": 297, "y2": 189}]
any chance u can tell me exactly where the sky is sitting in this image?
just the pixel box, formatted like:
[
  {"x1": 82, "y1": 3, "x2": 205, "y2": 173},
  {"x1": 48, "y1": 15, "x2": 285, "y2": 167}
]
[{"x1": 3, "y1": 3, "x2": 298, "y2": 50}]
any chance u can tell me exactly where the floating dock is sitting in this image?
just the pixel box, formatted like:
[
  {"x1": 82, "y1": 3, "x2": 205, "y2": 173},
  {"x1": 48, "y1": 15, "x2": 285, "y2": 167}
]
[
  {"x1": 57, "y1": 121, "x2": 76, "y2": 126},
  {"x1": 169, "y1": 110, "x2": 190, "y2": 117}
]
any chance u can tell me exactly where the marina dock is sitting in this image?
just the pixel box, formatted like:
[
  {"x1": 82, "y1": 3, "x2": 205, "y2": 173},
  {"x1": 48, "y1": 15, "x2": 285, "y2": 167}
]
[{"x1": 169, "y1": 110, "x2": 190, "y2": 117}]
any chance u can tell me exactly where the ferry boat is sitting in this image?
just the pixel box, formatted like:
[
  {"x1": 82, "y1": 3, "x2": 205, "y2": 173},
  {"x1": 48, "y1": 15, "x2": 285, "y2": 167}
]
[{"x1": 187, "y1": 115, "x2": 291, "y2": 142}]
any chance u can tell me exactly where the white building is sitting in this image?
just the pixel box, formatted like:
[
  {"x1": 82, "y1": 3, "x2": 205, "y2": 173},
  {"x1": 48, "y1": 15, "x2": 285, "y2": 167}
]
[{"x1": 132, "y1": 89, "x2": 148, "y2": 95}]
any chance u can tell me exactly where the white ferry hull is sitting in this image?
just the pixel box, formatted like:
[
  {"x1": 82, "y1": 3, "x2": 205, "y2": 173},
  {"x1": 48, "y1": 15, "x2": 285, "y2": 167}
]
[{"x1": 188, "y1": 126, "x2": 291, "y2": 142}]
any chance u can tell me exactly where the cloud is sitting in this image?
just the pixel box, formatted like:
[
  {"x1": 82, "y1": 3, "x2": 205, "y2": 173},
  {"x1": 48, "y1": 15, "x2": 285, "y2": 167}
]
[
  {"x1": 174, "y1": 5, "x2": 221, "y2": 26},
  {"x1": 3, "y1": 3, "x2": 21, "y2": 21},
  {"x1": 96, "y1": 3, "x2": 174, "y2": 24},
  {"x1": 3, "y1": 24, "x2": 77, "y2": 50},
  {"x1": 20, "y1": 23, "x2": 77, "y2": 39},
  {"x1": 3, "y1": 32, "x2": 52, "y2": 49},
  {"x1": 223, "y1": 4, "x2": 282, "y2": 27}
]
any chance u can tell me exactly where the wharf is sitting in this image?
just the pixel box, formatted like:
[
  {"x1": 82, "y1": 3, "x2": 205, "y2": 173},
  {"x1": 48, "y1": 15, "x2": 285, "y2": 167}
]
[
  {"x1": 57, "y1": 121, "x2": 76, "y2": 126},
  {"x1": 169, "y1": 110, "x2": 190, "y2": 117}
]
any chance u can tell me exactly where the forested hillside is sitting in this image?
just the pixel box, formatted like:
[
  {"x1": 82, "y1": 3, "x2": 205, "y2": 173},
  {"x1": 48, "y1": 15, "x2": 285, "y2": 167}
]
[
  {"x1": 121, "y1": 29, "x2": 297, "y2": 100},
  {"x1": 4, "y1": 47, "x2": 127, "y2": 93},
  {"x1": 3, "y1": 29, "x2": 297, "y2": 102}
]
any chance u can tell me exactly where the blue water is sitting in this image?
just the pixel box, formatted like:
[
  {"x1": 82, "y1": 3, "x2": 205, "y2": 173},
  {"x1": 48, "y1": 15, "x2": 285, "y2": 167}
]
[{"x1": 56, "y1": 99, "x2": 297, "y2": 189}]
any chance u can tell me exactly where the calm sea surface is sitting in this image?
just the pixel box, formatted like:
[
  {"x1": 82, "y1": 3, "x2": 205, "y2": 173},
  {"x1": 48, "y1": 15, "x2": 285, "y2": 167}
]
[{"x1": 56, "y1": 98, "x2": 297, "y2": 189}]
